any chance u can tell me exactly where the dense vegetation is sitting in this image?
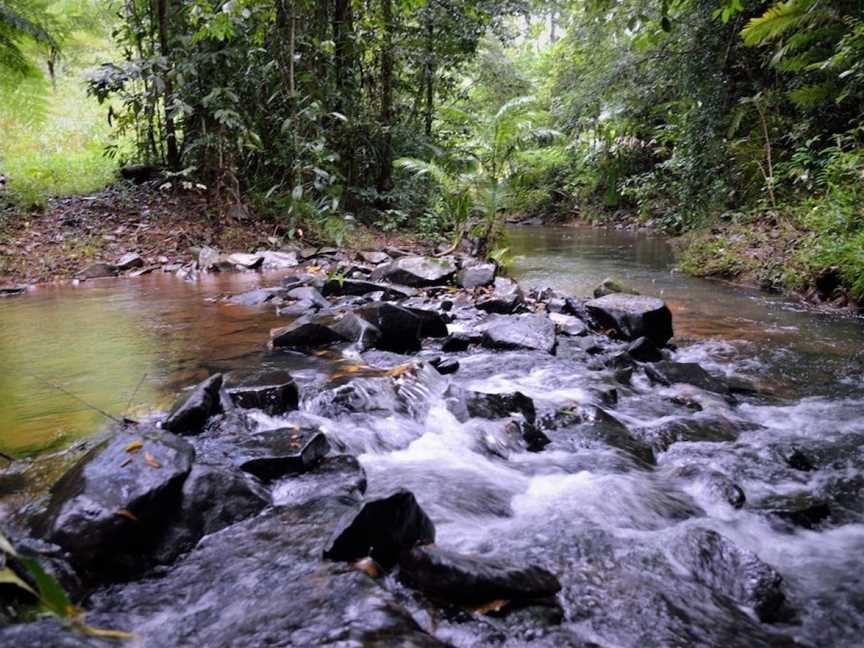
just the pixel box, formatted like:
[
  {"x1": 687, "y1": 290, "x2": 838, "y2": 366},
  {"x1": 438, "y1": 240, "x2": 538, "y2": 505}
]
[{"x1": 2, "y1": 0, "x2": 863, "y2": 299}]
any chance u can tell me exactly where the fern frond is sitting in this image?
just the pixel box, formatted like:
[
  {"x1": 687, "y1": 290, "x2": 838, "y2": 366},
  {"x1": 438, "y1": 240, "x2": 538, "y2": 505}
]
[{"x1": 742, "y1": 0, "x2": 811, "y2": 46}]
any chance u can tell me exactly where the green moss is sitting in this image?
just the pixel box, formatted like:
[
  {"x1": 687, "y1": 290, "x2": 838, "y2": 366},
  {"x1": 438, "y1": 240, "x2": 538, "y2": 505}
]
[{"x1": 677, "y1": 231, "x2": 753, "y2": 279}]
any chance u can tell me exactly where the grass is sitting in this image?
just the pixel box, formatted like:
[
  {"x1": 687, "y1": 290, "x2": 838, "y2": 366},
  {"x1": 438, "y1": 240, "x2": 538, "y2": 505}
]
[{"x1": 0, "y1": 40, "x2": 118, "y2": 209}]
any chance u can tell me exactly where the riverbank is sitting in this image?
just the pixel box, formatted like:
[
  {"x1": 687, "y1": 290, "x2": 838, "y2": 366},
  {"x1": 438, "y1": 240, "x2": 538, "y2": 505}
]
[{"x1": 0, "y1": 184, "x2": 425, "y2": 287}]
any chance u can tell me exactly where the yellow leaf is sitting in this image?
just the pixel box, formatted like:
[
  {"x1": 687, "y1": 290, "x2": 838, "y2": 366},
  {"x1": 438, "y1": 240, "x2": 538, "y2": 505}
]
[
  {"x1": 114, "y1": 510, "x2": 138, "y2": 522},
  {"x1": 125, "y1": 439, "x2": 143, "y2": 453}
]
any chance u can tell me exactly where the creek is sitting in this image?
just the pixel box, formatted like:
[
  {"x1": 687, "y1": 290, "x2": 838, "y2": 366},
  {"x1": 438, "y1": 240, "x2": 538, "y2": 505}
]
[{"x1": 1, "y1": 225, "x2": 863, "y2": 646}]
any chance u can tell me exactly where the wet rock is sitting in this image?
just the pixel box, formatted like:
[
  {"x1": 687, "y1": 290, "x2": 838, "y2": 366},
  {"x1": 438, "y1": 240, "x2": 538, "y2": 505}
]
[
  {"x1": 76, "y1": 261, "x2": 117, "y2": 280},
  {"x1": 227, "y1": 287, "x2": 286, "y2": 306},
  {"x1": 324, "y1": 489, "x2": 435, "y2": 568},
  {"x1": 637, "y1": 417, "x2": 739, "y2": 453},
  {"x1": 85, "y1": 500, "x2": 445, "y2": 647},
  {"x1": 593, "y1": 277, "x2": 638, "y2": 298},
  {"x1": 549, "y1": 312, "x2": 588, "y2": 336},
  {"x1": 586, "y1": 293, "x2": 673, "y2": 346},
  {"x1": 446, "y1": 386, "x2": 536, "y2": 424},
  {"x1": 116, "y1": 252, "x2": 144, "y2": 271},
  {"x1": 162, "y1": 374, "x2": 224, "y2": 435},
  {"x1": 309, "y1": 377, "x2": 400, "y2": 418},
  {"x1": 480, "y1": 314, "x2": 557, "y2": 354},
  {"x1": 259, "y1": 250, "x2": 300, "y2": 268},
  {"x1": 441, "y1": 334, "x2": 473, "y2": 352},
  {"x1": 0, "y1": 619, "x2": 101, "y2": 647},
  {"x1": 321, "y1": 278, "x2": 416, "y2": 299},
  {"x1": 276, "y1": 298, "x2": 320, "y2": 317},
  {"x1": 458, "y1": 262, "x2": 497, "y2": 289},
  {"x1": 477, "y1": 277, "x2": 524, "y2": 314},
  {"x1": 673, "y1": 466, "x2": 746, "y2": 508},
  {"x1": 671, "y1": 528, "x2": 787, "y2": 623},
  {"x1": 645, "y1": 361, "x2": 731, "y2": 397},
  {"x1": 781, "y1": 447, "x2": 817, "y2": 472},
  {"x1": 542, "y1": 405, "x2": 655, "y2": 466},
  {"x1": 153, "y1": 464, "x2": 269, "y2": 563},
  {"x1": 31, "y1": 426, "x2": 194, "y2": 580},
  {"x1": 759, "y1": 495, "x2": 832, "y2": 530},
  {"x1": 356, "y1": 303, "x2": 447, "y2": 353},
  {"x1": 398, "y1": 545, "x2": 561, "y2": 606},
  {"x1": 270, "y1": 312, "x2": 355, "y2": 349},
  {"x1": 225, "y1": 370, "x2": 299, "y2": 415},
  {"x1": 225, "y1": 252, "x2": 263, "y2": 269},
  {"x1": 372, "y1": 255, "x2": 457, "y2": 287},
  {"x1": 626, "y1": 336, "x2": 663, "y2": 362},
  {"x1": 234, "y1": 427, "x2": 330, "y2": 481},
  {"x1": 358, "y1": 250, "x2": 391, "y2": 265},
  {"x1": 429, "y1": 357, "x2": 460, "y2": 375},
  {"x1": 273, "y1": 455, "x2": 367, "y2": 506},
  {"x1": 0, "y1": 285, "x2": 26, "y2": 298},
  {"x1": 286, "y1": 286, "x2": 331, "y2": 310},
  {"x1": 522, "y1": 423, "x2": 552, "y2": 452}
]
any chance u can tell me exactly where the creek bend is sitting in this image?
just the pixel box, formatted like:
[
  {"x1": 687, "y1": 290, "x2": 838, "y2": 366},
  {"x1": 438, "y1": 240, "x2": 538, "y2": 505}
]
[{"x1": 1, "y1": 226, "x2": 863, "y2": 647}]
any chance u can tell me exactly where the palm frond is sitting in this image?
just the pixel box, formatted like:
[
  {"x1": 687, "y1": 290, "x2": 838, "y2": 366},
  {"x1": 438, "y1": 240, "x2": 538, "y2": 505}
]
[
  {"x1": 742, "y1": 0, "x2": 822, "y2": 46},
  {"x1": 494, "y1": 95, "x2": 536, "y2": 123}
]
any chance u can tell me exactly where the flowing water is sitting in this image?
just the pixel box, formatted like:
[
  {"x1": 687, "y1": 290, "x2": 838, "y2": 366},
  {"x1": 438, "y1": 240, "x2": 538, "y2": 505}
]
[{"x1": 2, "y1": 226, "x2": 864, "y2": 646}]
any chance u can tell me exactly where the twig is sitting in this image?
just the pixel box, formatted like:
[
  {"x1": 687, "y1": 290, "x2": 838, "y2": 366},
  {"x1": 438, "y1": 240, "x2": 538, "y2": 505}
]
[
  {"x1": 25, "y1": 371, "x2": 123, "y2": 425},
  {"x1": 125, "y1": 373, "x2": 148, "y2": 415}
]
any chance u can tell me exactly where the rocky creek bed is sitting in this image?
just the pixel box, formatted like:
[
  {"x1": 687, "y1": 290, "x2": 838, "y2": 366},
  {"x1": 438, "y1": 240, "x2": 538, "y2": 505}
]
[{"x1": 1, "y1": 247, "x2": 863, "y2": 647}]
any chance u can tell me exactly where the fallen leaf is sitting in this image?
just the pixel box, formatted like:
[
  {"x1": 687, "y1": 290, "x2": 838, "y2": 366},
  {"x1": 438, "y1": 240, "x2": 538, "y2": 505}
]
[
  {"x1": 114, "y1": 510, "x2": 138, "y2": 522},
  {"x1": 353, "y1": 558, "x2": 381, "y2": 578},
  {"x1": 125, "y1": 439, "x2": 143, "y2": 453},
  {"x1": 473, "y1": 599, "x2": 509, "y2": 614},
  {"x1": 144, "y1": 451, "x2": 161, "y2": 468}
]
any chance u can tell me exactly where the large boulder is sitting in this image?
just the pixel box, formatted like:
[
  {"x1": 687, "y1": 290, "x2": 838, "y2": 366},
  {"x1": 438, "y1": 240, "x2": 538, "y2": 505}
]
[
  {"x1": 225, "y1": 370, "x2": 299, "y2": 415},
  {"x1": 445, "y1": 386, "x2": 536, "y2": 424},
  {"x1": 355, "y1": 303, "x2": 447, "y2": 353},
  {"x1": 233, "y1": 427, "x2": 330, "y2": 481},
  {"x1": 259, "y1": 250, "x2": 300, "y2": 268},
  {"x1": 477, "y1": 277, "x2": 524, "y2": 314},
  {"x1": 31, "y1": 426, "x2": 194, "y2": 580},
  {"x1": 83, "y1": 500, "x2": 446, "y2": 647},
  {"x1": 671, "y1": 528, "x2": 787, "y2": 623},
  {"x1": 321, "y1": 278, "x2": 416, "y2": 300},
  {"x1": 270, "y1": 312, "x2": 365, "y2": 349},
  {"x1": 162, "y1": 374, "x2": 223, "y2": 435},
  {"x1": 371, "y1": 256, "x2": 457, "y2": 287},
  {"x1": 273, "y1": 455, "x2": 367, "y2": 506},
  {"x1": 398, "y1": 546, "x2": 561, "y2": 606},
  {"x1": 586, "y1": 294, "x2": 673, "y2": 346},
  {"x1": 480, "y1": 314, "x2": 557, "y2": 354},
  {"x1": 458, "y1": 263, "x2": 497, "y2": 289},
  {"x1": 324, "y1": 489, "x2": 435, "y2": 568},
  {"x1": 152, "y1": 464, "x2": 270, "y2": 563}
]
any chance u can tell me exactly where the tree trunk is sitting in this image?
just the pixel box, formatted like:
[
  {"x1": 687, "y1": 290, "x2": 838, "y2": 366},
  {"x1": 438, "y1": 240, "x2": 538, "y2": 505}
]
[
  {"x1": 424, "y1": 18, "x2": 435, "y2": 137},
  {"x1": 377, "y1": 0, "x2": 394, "y2": 194},
  {"x1": 156, "y1": 0, "x2": 179, "y2": 169}
]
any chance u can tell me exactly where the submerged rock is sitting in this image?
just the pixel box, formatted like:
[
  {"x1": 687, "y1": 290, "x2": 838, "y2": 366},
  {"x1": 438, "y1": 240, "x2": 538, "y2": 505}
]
[
  {"x1": 671, "y1": 528, "x2": 787, "y2": 623},
  {"x1": 162, "y1": 374, "x2": 224, "y2": 435},
  {"x1": 480, "y1": 313, "x2": 557, "y2": 354},
  {"x1": 371, "y1": 255, "x2": 457, "y2": 287},
  {"x1": 273, "y1": 455, "x2": 367, "y2": 506},
  {"x1": 324, "y1": 489, "x2": 435, "y2": 568},
  {"x1": 398, "y1": 545, "x2": 561, "y2": 606},
  {"x1": 645, "y1": 361, "x2": 731, "y2": 396},
  {"x1": 593, "y1": 277, "x2": 638, "y2": 298},
  {"x1": 586, "y1": 293, "x2": 673, "y2": 346},
  {"x1": 31, "y1": 426, "x2": 194, "y2": 580}
]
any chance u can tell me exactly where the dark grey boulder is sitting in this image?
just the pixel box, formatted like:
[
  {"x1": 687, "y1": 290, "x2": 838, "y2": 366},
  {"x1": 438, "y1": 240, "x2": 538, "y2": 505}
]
[
  {"x1": 626, "y1": 336, "x2": 663, "y2": 362},
  {"x1": 116, "y1": 252, "x2": 144, "y2": 271},
  {"x1": 233, "y1": 427, "x2": 330, "y2": 481},
  {"x1": 153, "y1": 463, "x2": 270, "y2": 563},
  {"x1": 671, "y1": 528, "x2": 787, "y2": 623},
  {"x1": 398, "y1": 545, "x2": 561, "y2": 605},
  {"x1": 758, "y1": 494, "x2": 832, "y2": 530},
  {"x1": 477, "y1": 277, "x2": 524, "y2": 314},
  {"x1": 645, "y1": 361, "x2": 731, "y2": 396},
  {"x1": 480, "y1": 313, "x2": 557, "y2": 354},
  {"x1": 355, "y1": 303, "x2": 447, "y2": 353},
  {"x1": 31, "y1": 426, "x2": 194, "y2": 579},
  {"x1": 226, "y1": 370, "x2": 299, "y2": 415},
  {"x1": 441, "y1": 333, "x2": 474, "y2": 352},
  {"x1": 273, "y1": 455, "x2": 367, "y2": 506},
  {"x1": 324, "y1": 489, "x2": 435, "y2": 568},
  {"x1": 227, "y1": 287, "x2": 286, "y2": 306},
  {"x1": 270, "y1": 313, "x2": 352, "y2": 349},
  {"x1": 286, "y1": 286, "x2": 331, "y2": 310},
  {"x1": 84, "y1": 500, "x2": 446, "y2": 647},
  {"x1": 458, "y1": 262, "x2": 497, "y2": 289},
  {"x1": 586, "y1": 293, "x2": 673, "y2": 346},
  {"x1": 371, "y1": 255, "x2": 457, "y2": 287},
  {"x1": 321, "y1": 278, "x2": 416, "y2": 299},
  {"x1": 162, "y1": 374, "x2": 224, "y2": 435},
  {"x1": 446, "y1": 386, "x2": 536, "y2": 424}
]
